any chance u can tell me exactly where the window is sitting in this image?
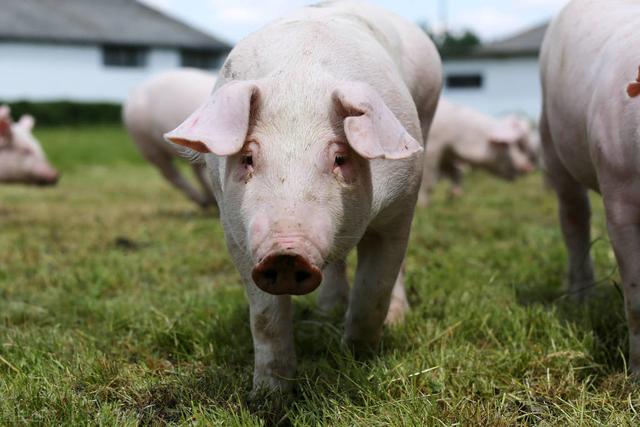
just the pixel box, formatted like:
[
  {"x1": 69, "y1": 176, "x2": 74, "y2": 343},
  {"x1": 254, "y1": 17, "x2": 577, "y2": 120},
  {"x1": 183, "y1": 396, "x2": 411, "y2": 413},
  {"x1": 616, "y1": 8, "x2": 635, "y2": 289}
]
[
  {"x1": 446, "y1": 73, "x2": 483, "y2": 89},
  {"x1": 102, "y1": 45, "x2": 148, "y2": 68},
  {"x1": 181, "y1": 49, "x2": 226, "y2": 70}
]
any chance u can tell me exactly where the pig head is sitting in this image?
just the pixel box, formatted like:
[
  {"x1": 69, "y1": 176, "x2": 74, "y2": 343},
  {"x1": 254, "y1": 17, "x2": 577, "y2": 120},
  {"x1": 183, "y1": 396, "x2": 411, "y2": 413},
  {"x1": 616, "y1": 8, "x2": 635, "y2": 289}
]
[
  {"x1": 0, "y1": 106, "x2": 59, "y2": 186},
  {"x1": 486, "y1": 118, "x2": 536, "y2": 180},
  {"x1": 166, "y1": 78, "x2": 421, "y2": 296}
]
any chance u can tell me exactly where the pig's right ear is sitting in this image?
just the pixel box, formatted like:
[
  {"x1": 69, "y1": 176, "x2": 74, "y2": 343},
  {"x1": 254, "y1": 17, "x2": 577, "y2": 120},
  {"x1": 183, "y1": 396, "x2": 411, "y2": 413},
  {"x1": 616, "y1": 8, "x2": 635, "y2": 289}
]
[{"x1": 164, "y1": 81, "x2": 260, "y2": 156}]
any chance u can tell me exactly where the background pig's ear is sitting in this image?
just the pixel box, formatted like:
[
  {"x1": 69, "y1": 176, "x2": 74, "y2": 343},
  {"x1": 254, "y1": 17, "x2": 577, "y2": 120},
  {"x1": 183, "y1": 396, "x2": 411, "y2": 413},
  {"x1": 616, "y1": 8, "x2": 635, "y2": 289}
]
[
  {"x1": 0, "y1": 105, "x2": 12, "y2": 139},
  {"x1": 164, "y1": 81, "x2": 260, "y2": 156},
  {"x1": 18, "y1": 115, "x2": 35, "y2": 131},
  {"x1": 332, "y1": 82, "x2": 422, "y2": 160},
  {"x1": 489, "y1": 124, "x2": 523, "y2": 145}
]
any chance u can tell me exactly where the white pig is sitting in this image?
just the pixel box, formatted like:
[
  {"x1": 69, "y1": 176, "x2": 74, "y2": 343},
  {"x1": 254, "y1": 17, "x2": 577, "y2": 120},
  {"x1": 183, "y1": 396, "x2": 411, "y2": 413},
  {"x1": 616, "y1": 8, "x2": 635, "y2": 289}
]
[
  {"x1": 540, "y1": 0, "x2": 640, "y2": 374},
  {"x1": 123, "y1": 68, "x2": 217, "y2": 208},
  {"x1": 0, "y1": 105, "x2": 59, "y2": 186},
  {"x1": 419, "y1": 99, "x2": 535, "y2": 205},
  {"x1": 165, "y1": 1, "x2": 442, "y2": 393}
]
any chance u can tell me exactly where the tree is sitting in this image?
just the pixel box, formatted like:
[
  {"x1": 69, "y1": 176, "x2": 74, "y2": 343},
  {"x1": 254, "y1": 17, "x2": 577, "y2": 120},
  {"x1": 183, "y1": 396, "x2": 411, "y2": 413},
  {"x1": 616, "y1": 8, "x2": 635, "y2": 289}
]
[{"x1": 419, "y1": 23, "x2": 482, "y2": 58}]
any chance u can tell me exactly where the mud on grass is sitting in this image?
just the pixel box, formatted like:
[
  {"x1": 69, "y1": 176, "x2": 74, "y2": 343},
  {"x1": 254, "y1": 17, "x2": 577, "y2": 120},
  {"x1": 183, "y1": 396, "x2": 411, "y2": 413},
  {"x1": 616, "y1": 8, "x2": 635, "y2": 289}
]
[{"x1": 0, "y1": 125, "x2": 638, "y2": 425}]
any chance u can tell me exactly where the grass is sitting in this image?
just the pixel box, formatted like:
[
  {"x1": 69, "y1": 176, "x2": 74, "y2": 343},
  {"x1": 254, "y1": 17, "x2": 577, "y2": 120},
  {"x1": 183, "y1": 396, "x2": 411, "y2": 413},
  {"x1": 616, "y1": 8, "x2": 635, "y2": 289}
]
[{"x1": 0, "y1": 125, "x2": 638, "y2": 425}]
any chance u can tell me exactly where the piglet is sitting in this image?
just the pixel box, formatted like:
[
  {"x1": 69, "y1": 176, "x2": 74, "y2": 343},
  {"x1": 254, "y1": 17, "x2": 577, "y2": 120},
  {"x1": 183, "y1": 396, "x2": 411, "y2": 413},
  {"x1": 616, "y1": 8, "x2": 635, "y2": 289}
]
[{"x1": 0, "y1": 105, "x2": 58, "y2": 186}]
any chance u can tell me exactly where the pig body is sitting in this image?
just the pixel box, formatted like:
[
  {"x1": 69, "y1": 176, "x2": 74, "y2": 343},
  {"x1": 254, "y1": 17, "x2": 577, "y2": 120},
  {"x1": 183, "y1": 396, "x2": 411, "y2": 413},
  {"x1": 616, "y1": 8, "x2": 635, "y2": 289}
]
[
  {"x1": 166, "y1": 1, "x2": 442, "y2": 392},
  {"x1": 419, "y1": 99, "x2": 535, "y2": 205},
  {"x1": 123, "y1": 69, "x2": 217, "y2": 208},
  {"x1": 0, "y1": 106, "x2": 58, "y2": 186},
  {"x1": 540, "y1": 0, "x2": 640, "y2": 373}
]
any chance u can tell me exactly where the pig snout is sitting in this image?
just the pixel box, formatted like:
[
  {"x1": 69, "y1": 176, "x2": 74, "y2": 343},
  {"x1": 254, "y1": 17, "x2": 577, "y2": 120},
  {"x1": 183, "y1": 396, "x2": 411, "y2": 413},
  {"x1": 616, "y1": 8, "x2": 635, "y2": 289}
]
[
  {"x1": 252, "y1": 252, "x2": 323, "y2": 295},
  {"x1": 35, "y1": 167, "x2": 60, "y2": 186}
]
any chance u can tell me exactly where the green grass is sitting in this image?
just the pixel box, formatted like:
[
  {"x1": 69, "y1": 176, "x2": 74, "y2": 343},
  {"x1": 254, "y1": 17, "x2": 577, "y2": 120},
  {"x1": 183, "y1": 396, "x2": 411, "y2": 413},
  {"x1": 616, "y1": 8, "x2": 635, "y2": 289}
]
[{"x1": 1, "y1": 125, "x2": 638, "y2": 425}]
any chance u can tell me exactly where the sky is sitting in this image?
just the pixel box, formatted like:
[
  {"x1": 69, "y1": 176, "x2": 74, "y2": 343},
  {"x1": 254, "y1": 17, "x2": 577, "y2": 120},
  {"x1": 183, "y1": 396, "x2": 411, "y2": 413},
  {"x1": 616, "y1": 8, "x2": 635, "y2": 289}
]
[{"x1": 140, "y1": 0, "x2": 570, "y2": 45}]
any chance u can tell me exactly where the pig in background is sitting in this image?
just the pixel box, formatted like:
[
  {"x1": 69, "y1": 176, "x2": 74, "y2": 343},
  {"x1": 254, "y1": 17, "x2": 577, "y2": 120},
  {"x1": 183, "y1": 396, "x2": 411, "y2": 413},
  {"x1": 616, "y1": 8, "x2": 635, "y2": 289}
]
[
  {"x1": 419, "y1": 98, "x2": 538, "y2": 206},
  {"x1": 0, "y1": 105, "x2": 59, "y2": 186},
  {"x1": 540, "y1": 0, "x2": 640, "y2": 375},
  {"x1": 166, "y1": 0, "x2": 442, "y2": 394},
  {"x1": 123, "y1": 68, "x2": 217, "y2": 209}
]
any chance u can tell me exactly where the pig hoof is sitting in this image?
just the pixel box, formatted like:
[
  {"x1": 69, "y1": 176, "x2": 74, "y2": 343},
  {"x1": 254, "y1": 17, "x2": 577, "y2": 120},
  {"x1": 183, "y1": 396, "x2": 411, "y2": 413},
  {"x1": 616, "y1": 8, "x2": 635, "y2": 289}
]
[
  {"x1": 247, "y1": 387, "x2": 294, "y2": 423},
  {"x1": 384, "y1": 297, "x2": 409, "y2": 326},
  {"x1": 567, "y1": 281, "x2": 594, "y2": 302},
  {"x1": 342, "y1": 335, "x2": 380, "y2": 357}
]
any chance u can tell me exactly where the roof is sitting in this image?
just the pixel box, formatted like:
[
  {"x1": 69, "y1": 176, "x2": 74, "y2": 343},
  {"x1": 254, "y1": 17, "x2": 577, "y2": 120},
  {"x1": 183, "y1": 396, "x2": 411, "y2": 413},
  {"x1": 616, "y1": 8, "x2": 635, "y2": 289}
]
[
  {"x1": 473, "y1": 22, "x2": 549, "y2": 58},
  {"x1": 0, "y1": 0, "x2": 231, "y2": 51}
]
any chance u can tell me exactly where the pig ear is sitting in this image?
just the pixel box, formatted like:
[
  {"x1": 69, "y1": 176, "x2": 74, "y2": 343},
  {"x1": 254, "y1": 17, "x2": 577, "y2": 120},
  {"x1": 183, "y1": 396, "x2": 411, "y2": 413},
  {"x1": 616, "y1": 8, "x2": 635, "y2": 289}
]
[
  {"x1": 489, "y1": 124, "x2": 523, "y2": 145},
  {"x1": 0, "y1": 105, "x2": 12, "y2": 139},
  {"x1": 18, "y1": 115, "x2": 35, "y2": 131},
  {"x1": 164, "y1": 81, "x2": 260, "y2": 156},
  {"x1": 332, "y1": 82, "x2": 422, "y2": 160}
]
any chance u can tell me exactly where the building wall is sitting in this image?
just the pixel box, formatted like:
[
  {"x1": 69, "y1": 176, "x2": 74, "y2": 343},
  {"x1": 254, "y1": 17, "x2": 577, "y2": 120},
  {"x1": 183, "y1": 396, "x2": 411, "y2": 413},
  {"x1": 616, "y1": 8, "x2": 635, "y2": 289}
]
[
  {"x1": 0, "y1": 42, "x2": 180, "y2": 102},
  {"x1": 442, "y1": 57, "x2": 541, "y2": 120}
]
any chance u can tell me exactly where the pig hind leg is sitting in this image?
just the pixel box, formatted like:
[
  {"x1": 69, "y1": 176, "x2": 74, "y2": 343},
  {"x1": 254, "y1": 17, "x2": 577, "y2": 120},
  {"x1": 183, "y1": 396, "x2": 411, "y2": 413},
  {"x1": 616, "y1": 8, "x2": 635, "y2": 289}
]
[
  {"x1": 191, "y1": 163, "x2": 217, "y2": 208},
  {"x1": 384, "y1": 266, "x2": 409, "y2": 326},
  {"x1": 136, "y1": 135, "x2": 210, "y2": 208},
  {"x1": 602, "y1": 196, "x2": 640, "y2": 375},
  {"x1": 542, "y1": 114, "x2": 595, "y2": 300},
  {"x1": 317, "y1": 260, "x2": 349, "y2": 314}
]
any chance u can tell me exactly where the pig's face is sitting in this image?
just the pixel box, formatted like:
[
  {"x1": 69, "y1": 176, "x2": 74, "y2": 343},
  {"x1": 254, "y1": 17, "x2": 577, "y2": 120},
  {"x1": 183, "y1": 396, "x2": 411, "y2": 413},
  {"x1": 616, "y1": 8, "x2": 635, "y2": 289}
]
[
  {"x1": 0, "y1": 108, "x2": 59, "y2": 186},
  {"x1": 485, "y1": 119, "x2": 535, "y2": 180},
  {"x1": 166, "y1": 79, "x2": 421, "y2": 296}
]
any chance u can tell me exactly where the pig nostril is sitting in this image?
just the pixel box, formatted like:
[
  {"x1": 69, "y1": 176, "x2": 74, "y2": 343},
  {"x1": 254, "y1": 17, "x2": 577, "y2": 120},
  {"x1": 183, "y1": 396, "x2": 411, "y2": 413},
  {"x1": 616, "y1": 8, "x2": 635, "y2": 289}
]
[
  {"x1": 264, "y1": 269, "x2": 278, "y2": 283},
  {"x1": 295, "y1": 270, "x2": 311, "y2": 283}
]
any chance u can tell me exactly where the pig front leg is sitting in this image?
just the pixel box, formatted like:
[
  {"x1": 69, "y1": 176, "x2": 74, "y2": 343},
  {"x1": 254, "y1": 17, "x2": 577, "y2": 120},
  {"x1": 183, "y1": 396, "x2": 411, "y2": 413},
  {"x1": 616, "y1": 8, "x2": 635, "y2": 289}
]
[
  {"x1": 604, "y1": 196, "x2": 640, "y2": 375},
  {"x1": 344, "y1": 221, "x2": 411, "y2": 352},
  {"x1": 245, "y1": 284, "x2": 296, "y2": 393},
  {"x1": 317, "y1": 260, "x2": 349, "y2": 314},
  {"x1": 227, "y1": 239, "x2": 296, "y2": 393}
]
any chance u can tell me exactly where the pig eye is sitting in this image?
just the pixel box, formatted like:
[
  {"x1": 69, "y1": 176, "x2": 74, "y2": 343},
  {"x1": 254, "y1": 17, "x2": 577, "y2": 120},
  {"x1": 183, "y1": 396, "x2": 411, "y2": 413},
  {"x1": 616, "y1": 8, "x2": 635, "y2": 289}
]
[{"x1": 334, "y1": 154, "x2": 347, "y2": 167}]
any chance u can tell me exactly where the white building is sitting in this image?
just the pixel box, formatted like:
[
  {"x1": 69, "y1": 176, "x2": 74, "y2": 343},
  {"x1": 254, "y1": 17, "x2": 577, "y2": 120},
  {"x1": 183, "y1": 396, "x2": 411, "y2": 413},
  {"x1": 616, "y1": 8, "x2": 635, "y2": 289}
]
[
  {"x1": 0, "y1": 0, "x2": 230, "y2": 102},
  {"x1": 442, "y1": 23, "x2": 548, "y2": 120}
]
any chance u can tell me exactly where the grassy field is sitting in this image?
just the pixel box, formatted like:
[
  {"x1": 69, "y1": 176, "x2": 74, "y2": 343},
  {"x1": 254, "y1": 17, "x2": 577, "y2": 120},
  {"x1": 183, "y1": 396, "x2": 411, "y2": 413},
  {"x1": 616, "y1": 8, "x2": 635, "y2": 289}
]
[{"x1": 0, "y1": 125, "x2": 638, "y2": 425}]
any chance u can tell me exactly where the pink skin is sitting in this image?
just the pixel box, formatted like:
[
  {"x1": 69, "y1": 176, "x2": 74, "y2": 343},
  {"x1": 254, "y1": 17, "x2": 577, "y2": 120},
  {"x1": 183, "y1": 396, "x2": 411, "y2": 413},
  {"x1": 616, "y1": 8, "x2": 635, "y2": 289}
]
[
  {"x1": 164, "y1": 0, "x2": 441, "y2": 394},
  {"x1": 540, "y1": 0, "x2": 640, "y2": 375},
  {"x1": 123, "y1": 69, "x2": 217, "y2": 208},
  {"x1": 420, "y1": 99, "x2": 536, "y2": 206},
  {"x1": 0, "y1": 107, "x2": 59, "y2": 186}
]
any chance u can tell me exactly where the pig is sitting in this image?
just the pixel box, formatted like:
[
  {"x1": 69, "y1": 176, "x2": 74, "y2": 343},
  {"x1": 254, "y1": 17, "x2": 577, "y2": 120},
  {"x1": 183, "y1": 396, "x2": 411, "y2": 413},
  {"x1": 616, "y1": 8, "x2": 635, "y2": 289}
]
[
  {"x1": 0, "y1": 105, "x2": 59, "y2": 186},
  {"x1": 123, "y1": 68, "x2": 217, "y2": 208},
  {"x1": 165, "y1": 1, "x2": 442, "y2": 393},
  {"x1": 539, "y1": 0, "x2": 640, "y2": 374},
  {"x1": 419, "y1": 99, "x2": 536, "y2": 206}
]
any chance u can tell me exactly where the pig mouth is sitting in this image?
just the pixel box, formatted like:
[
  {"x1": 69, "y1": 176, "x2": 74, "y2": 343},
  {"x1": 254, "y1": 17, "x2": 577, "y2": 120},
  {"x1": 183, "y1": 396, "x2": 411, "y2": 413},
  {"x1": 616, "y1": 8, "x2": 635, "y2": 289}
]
[{"x1": 251, "y1": 252, "x2": 323, "y2": 296}]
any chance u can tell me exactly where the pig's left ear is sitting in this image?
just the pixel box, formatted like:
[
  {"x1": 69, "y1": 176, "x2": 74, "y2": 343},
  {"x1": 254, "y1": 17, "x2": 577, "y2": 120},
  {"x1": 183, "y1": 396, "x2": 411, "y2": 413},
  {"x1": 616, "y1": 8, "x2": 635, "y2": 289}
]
[
  {"x1": 18, "y1": 115, "x2": 35, "y2": 131},
  {"x1": 332, "y1": 82, "x2": 422, "y2": 160},
  {"x1": 164, "y1": 80, "x2": 260, "y2": 156}
]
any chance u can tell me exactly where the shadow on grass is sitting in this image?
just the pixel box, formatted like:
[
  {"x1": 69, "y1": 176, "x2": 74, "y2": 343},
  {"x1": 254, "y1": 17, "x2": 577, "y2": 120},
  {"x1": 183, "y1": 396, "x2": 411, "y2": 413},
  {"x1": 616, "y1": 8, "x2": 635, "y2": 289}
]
[
  {"x1": 515, "y1": 279, "x2": 628, "y2": 375},
  {"x1": 130, "y1": 300, "x2": 381, "y2": 426}
]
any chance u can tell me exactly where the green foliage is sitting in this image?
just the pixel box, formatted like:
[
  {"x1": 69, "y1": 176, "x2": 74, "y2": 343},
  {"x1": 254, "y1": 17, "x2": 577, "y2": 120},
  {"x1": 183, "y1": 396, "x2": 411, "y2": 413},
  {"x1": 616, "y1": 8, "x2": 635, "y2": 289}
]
[
  {"x1": 419, "y1": 22, "x2": 482, "y2": 58},
  {"x1": 1, "y1": 126, "x2": 638, "y2": 425},
  {"x1": 437, "y1": 31, "x2": 482, "y2": 58},
  {"x1": 1, "y1": 101, "x2": 121, "y2": 127}
]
